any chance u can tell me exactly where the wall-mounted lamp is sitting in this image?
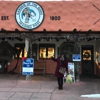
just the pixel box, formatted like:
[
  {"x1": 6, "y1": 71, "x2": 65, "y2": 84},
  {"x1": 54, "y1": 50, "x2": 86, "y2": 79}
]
[
  {"x1": 46, "y1": 37, "x2": 50, "y2": 41},
  {"x1": 1, "y1": 28, "x2": 6, "y2": 31},
  {"x1": 58, "y1": 29, "x2": 62, "y2": 35},
  {"x1": 73, "y1": 28, "x2": 77, "y2": 33},
  {"x1": 15, "y1": 28, "x2": 20, "y2": 32},
  {"x1": 58, "y1": 29, "x2": 62, "y2": 32},
  {"x1": 43, "y1": 29, "x2": 47, "y2": 34},
  {"x1": 38, "y1": 38, "x2": 41, "y2": 41},
  {"x1": 15, "y1": 28, "x2": 21, "y2": 34},
  {"x1": 56, "y1": 37, "x2": 60, "y2": 41},
  {"x1": 87, "y1": 29, "x2": 92, "y2": 35},
  {"x1": 1, "y1": 28, "x2": 9, "y2": 34}
]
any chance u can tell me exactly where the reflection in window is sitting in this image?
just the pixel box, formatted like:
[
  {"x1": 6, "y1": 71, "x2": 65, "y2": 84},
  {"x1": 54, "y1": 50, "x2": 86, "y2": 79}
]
[
  {"x1": 48, "y1": 48, "x2": 54, "y2": 58},
  {"x1": 39, "y1": 47, "x2": 46, "y2": 58},
  {"x1": 83, "y1": 50, "x2": 91, "y2": 60},
  {"x1": 15, "y1": 47, "x2": 27, "y2": 58},
  {"x1": 39, "y1": 44, "x2": 55, "y2": 59},
  {"x1": 95, "y1": 52, "x2": 99, "y2": 65}
]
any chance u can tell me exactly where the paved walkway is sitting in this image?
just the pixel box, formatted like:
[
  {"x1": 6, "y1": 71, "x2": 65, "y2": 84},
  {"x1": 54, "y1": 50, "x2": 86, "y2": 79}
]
[{"x1": 0, "y1": 74, "x2": 100, "y2": 100}]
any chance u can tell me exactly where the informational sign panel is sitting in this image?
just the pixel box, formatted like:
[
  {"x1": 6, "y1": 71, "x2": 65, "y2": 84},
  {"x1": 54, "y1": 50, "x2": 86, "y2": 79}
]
[
  {"x1": 72, "y1": 54, "x2": 81, "y2": 61},
  {"x1": 22, "y1": 58, "x2": 34, "y2": 75},
  {"x1": 68, "y1": 62, "x2": 75, "y2": 83}
]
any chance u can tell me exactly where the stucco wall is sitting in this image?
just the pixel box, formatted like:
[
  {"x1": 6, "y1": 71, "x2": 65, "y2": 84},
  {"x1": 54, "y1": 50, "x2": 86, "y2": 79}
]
[
  {"x1": 5, "y1": 40, "x2": 100, "y2": 76},
  {"x1": 0, "y1": 0, "x2": 100, "y2": 75},
  {"x1": 0, "y1": 0, "x2": 100, "y2": 31}
]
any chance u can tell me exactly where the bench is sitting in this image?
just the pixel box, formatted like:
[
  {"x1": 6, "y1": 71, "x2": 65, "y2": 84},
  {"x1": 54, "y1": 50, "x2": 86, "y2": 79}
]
[{"x1": 34, "y1": 61, "x2": 46, "y2": 75}]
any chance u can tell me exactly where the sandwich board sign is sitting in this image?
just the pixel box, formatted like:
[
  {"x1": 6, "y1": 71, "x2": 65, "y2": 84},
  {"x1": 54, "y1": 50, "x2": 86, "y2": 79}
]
[
  {"x1": 68, "y1": 62, "x2": 75, "y2": 83},
  {"x1": 22, "y1": 58, "x2": 34, "y2": 75}
]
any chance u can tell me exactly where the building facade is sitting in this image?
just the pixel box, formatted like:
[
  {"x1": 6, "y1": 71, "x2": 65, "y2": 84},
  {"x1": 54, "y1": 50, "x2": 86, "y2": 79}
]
[{"x1": 0, "y1": 0, "x2": 100, "y2": 77}]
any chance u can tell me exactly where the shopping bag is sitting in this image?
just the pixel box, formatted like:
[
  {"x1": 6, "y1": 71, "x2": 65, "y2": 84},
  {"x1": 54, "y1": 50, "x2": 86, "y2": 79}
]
[{"x1": 66, "y1": 74, "x2": 72, "y2": 84}]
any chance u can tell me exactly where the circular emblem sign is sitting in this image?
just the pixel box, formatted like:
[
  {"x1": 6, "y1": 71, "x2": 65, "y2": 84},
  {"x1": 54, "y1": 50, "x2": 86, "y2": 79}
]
[{"x1": 15, "y1": 1, "x2": 44, "y2": 30}]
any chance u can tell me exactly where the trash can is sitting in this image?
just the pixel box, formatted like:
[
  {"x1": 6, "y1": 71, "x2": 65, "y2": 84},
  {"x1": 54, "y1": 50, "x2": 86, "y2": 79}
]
[{"x1": 0, "y1": 60, "x2": 7, "y2": 74}]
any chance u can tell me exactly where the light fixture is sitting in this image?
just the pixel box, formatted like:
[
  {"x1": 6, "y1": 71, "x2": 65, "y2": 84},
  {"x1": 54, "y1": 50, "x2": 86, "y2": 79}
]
[
  {"x1": 1, "y1": 28, "x2": 6, "y2": 31},
  {"x1": 46, "y1": 37, "x2": 50, "y2": 41},
  {"x1": 38, "y1": 38, "x2": 41, "y2": 41},
  {"x1": 15, "y1": 28, "x2": 21, "y2": 34},
  {"x1": 43, "y1": 29, "x2": 47, "y2": 33},
  {"x1": 56, "y1": 37, "x2": 60, "y2": 41},
  {"x1": 58, "y1": 29, "x2": 62, "y2": 32},
  {"x1": 87, "y1": 29, "x2": 92, "y2": 35},
  {"x1": 15, "y1": 28, "x2": 20, "y2": 31},
  {"x1": 73, "y1": 28, "x2": 77, "y2": 33},
  {"x1": 1, "y1": 28, "x2": 9, "y2": 34}
]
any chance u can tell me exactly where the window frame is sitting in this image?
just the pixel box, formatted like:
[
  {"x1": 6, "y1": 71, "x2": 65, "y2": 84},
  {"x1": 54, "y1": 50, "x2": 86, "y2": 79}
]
[
  {"x1": 14, "y1": 43, "x2": 26, "y2": 59},
  {"x1": 39, "y1": 44, "x2": 55, "y2": 59}
]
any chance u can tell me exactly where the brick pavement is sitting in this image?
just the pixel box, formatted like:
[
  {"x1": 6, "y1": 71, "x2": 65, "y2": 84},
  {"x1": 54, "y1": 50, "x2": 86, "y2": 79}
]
[{"x1": 0, "y1": 74, "x2": 100, "y2": 100}]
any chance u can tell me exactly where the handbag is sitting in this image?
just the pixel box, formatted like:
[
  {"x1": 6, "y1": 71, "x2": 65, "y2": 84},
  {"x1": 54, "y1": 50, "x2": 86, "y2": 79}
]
[{"x1": 59, "y1": 66, "x2": 66, "y2": 74}]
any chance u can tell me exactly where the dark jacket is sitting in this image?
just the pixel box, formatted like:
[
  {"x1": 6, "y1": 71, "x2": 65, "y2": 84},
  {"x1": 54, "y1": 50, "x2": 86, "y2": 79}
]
[{"x1": 52, "y1": 57, "x2": 68, "y2": 78}]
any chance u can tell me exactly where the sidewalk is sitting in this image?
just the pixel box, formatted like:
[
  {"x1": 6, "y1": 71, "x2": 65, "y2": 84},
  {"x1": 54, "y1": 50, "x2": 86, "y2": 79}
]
[{"x1": 0, "y1": 74, "x2": 100, "y2": 100}]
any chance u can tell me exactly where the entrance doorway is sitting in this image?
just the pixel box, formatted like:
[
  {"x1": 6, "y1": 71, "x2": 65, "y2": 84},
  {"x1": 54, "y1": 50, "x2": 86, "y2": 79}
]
[
  {"x1": 81, "y1": 45, "x2": 94, "y2": 75},
  {"x1": 58, "y1": 42, "x2": 74, "y2": 61}
]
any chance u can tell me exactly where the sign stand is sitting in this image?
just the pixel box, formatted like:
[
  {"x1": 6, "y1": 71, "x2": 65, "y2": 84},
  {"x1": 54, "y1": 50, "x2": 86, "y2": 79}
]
[{"x1": 26, "y1": 75, "x2": 31, "y2": 81}]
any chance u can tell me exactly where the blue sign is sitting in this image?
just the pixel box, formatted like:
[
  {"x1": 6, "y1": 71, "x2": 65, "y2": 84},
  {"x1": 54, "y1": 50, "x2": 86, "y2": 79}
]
[
  {"x1": 22, "y1": 58, "x2": 34, "y2": 75},
  {"x1": 72, "y1": 54, "x2": 81, "y2": 61}
]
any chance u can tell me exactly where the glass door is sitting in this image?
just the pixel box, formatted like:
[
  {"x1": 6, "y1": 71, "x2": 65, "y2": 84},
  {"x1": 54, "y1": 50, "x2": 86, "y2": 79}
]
[{"x1": 81, "y1": 45, "x2": 94, "y2": 75}]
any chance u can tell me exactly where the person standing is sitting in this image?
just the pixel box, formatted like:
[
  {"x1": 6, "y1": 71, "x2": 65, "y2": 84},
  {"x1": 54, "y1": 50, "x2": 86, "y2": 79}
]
[{"x1": 52, "y1": 53, "x2": 68, "y2": 90}]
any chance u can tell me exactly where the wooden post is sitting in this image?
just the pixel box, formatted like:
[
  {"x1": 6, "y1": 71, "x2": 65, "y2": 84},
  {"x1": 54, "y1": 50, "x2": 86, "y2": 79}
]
[
  {"x1": 25, "y1": 38, "x2": 31, "y2": 81},
  {"x1": 30, "y1": 41, "x2": 33, "y2": 58}
]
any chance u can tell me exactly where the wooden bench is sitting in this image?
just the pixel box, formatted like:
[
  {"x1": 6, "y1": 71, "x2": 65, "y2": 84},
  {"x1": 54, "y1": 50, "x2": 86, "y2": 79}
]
[{"x1": 34, "y1": 61, "x2": 46, "y2": 75}]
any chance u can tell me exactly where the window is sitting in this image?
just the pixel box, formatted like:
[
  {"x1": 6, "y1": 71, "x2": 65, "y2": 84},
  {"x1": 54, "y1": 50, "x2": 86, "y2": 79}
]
[
  {"x1": 39, "y1": 44, "x2": 55, "y2": 59},
  {"x1": 40, "y1": 47, "x2": 46, "y2": 58},
  {"x1": 15, "y1": 43, "x2": 27, "y2": 58},
  {"x1": 48, "y1": 47, "x2": 54, "y2": 58}
]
